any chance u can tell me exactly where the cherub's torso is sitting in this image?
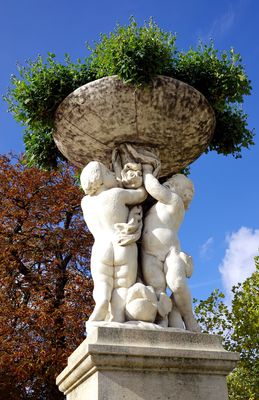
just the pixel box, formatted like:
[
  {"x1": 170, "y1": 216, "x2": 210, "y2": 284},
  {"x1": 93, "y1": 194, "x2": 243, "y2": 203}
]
[
  {"x1": 81, "y1": 188, "x2": 130, "y2": 239},
  {"x1": 142, "y1": 197, "x2": 184, "y2": 260}
]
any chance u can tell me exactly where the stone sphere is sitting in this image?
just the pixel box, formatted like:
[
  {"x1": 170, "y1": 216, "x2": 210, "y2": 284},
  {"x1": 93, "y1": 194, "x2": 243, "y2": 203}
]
[{"x1": 54, "y1": 75, "x2": 215, "y2": 177}]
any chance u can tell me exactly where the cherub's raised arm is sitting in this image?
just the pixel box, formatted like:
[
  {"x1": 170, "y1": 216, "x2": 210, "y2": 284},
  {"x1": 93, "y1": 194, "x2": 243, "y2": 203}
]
[
  {"x1": 111, "y1": 148, "x2": 123, "y2": 187},
  {"x1": 143, "y1": 165, "x2": 175, "y2": 204},
  {"x1": 121, "y1": 187, "x2": 147, "y2": 205}
]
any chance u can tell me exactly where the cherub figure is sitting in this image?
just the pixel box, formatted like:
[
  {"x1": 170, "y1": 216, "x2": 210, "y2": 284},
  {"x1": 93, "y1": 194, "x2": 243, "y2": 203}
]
[
  {"x1": 112, "y1": 162, "x2": 144, "y2": 246},
  {"x1": 80, "y1": 161, "x2": 147, "y2": 323},
  {"x1": 141, "y1": 165, "x2": 200, "y2": 332},
  {"x1": 119, "y1": 162, "x2": 143, "y2": 189}
]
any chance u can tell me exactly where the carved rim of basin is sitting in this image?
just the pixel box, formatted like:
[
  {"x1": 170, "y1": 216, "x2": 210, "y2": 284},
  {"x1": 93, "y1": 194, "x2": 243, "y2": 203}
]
[{"x1": 54, "y1": 75, "x2": 215, "y2": 177}]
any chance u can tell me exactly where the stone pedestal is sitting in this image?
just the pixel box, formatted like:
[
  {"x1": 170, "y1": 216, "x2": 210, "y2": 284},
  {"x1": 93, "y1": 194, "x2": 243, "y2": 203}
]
[{"x1": 56, "y1": 326, "x2": 238, "y2": 400}]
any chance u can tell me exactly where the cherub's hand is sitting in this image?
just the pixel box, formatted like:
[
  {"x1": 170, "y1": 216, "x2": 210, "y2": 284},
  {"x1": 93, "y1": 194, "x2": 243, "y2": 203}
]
[{"x1": 142, "y1": 164, "x2": 153, "y2": 174}]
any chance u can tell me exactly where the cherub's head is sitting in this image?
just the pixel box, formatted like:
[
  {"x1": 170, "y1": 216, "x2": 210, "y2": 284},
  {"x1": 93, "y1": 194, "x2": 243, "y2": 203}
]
[
  {"x1": 120, "y1": 163, "x2": 143, "y2": 189},
  {"x1": 80, "y1": 161, "x2": 117, "y2": 195},
  {"x1": 163, "y1": 174, "x2": 194, "y2": 209}
]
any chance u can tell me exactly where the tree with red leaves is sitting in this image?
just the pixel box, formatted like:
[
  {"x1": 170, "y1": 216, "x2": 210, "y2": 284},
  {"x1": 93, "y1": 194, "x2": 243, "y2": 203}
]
[{"x1": 0, "y1": 155, "x2": 94, "y2": 400}]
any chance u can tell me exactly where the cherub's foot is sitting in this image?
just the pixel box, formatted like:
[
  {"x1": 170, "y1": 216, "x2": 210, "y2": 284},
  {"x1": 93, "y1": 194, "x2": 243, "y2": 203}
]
[
  {"x1": 109, "y1": 310, "x2": 126, "y2": 323},
  {"x1": 157, "y1": 316, "x2": 169, "y2": 328},
  {"x1": 89, "y1": 301, "x2": 109, "y2": 322},
  {"x1": 157, "y1": 292, "x2": 172, "y2": 318},
  {"x1": 168, "y1": 307, "x2": 184, "y2": 329},
  {"x1": 184, "y1": 316, "x2": 201, "y2": 333}
]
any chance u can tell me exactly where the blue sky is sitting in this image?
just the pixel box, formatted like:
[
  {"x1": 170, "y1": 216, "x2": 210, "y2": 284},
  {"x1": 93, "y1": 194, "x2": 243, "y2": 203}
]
[{"x1": 1, "y1": 0, "x2": 258, "y2": 304}]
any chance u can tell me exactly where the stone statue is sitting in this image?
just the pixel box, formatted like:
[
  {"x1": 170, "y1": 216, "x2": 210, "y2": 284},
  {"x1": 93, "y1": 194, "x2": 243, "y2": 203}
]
[
  {"x1": 141, "y1": 165, "x2": 200, "y2": 332},
  {"x1": 80, "y1": 145, "x2": 200, "y2": 332},
  {"x1": 56, "y1": 77, "x2": 237, "y2": 400},
  {"x1": 80, "y1": 161, "x2": 147, "y2": 323}
]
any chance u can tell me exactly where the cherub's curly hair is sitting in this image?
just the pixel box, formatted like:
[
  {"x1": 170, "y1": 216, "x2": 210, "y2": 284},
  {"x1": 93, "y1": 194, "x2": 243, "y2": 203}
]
[
  {"x1": 80, "y1": 161, "x2": 104, "y2": 195},
  {"x1": 164, "y1": 174, "x2": 193, "y2": 190}
]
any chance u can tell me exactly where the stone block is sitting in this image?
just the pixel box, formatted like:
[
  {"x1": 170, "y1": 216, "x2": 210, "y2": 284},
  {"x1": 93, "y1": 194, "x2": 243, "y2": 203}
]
[{"x1": 56, "y1": 326, "x2": 239, "y2": 400}]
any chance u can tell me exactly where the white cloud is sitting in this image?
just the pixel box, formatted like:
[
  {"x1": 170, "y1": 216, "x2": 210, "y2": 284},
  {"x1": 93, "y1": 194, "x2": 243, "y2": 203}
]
[
  {"x1": 219, "y1": 227, "x2": 259, "y2": 304},
  {"x1": 197, "y1": 0, "x2": 251, "y2": 42},
  {"x1": 200, "y1": 237, "x2": 214, "y2": 259},
  {"x1": 209, "y1": 9, "x2": 235, "y2": 38}
]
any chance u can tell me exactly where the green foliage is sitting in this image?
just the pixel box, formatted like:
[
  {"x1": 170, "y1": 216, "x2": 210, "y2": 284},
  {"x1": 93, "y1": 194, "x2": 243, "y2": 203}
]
[
  {"x1": 193, "y1": 289, "x2": 232, "y2": 347},
  {"x1": 4, "y1": 53, "x2": 95, "y2": 169},
  {"x1": 171, "y1": 44, "x2": 251, "y2": 107},
  {"x1": 228, "y1": 363, "x2": 259, "y2": 400},
  {"x1": 194, "y1": 258, "x2": 259, "y2": 400},
  {"x1": 89, "y1": 18, "x2": 176, "y2": 84},
  {"x1": 209, "y1": 107, "x2": 254, "y2": 158},
  {"x1": 230, "y1": 259, "x2": 259, "y2": 359},
  {"x1": 169, "y1": 43, "x2": 253, "y2": 159},
  {"x1": 5, "y1": 18, "x2": 254, "y2": 169},
  {"x1": 23, "y1": 128, "x2": 65, "y2": 169}
]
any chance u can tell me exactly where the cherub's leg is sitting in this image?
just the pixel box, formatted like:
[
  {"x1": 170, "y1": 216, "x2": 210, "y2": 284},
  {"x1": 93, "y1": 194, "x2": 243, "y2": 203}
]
[
  {"x1": 142, "y1": 251, "x2": 166, "y2": 297},
  {"x1": 110, "y1": 287, "x2": 128, "y2": 323},
  {"x1": 168, "y1": 294, "x2": 184, "y2": 329},
  {"x1": 142, "y1": 251, "x2": 170, "y2": 325},
  {"x1": 112, "y1": 244, "x2": 138, "y2": 323},
  {"x1": 165, "y1": 250, "x2": 200, "y2": 332},
  {"x1": 156, "y1": 292, "x2": 172, "y2": 327},
  {"x1": 89, "y1": 268, "x2": 113, "y2": 322}
]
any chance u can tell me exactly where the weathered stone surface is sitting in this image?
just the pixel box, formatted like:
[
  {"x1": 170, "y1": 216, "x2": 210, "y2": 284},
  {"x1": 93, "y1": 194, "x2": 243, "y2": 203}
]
[
  {"x1": 125, "y1": 283, "x2": 158, "y2": 322},
  {"x1": 54, "y1": 76, "x2": 215, "y2": 177},
  {"x1": 56, "y1": 326, "x2": 239, "y2": 400}
]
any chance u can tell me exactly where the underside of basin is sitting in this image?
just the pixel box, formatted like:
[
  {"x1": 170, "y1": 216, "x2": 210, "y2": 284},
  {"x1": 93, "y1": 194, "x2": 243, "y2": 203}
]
[{"x1": 54, "y1": 75, "x2": 215, "y2": 177}]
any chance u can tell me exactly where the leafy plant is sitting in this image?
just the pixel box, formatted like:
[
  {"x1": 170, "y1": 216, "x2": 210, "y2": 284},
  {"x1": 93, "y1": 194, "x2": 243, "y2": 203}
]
[
  {"x1": 194, "y1": 259, "x2": 259, "y2": 400},
  {"x1": 169, "y1": 43, "x2": 253, "y2": 158},
  {"x1": 5, "y1": 18, "x2": 254, "y2": 169},
  {"x1": 5, "y1": 54, "x2": 96, "y2": 169},
  {"x1": 89, "y1": 17, "x2": 176, "y2": 84}
]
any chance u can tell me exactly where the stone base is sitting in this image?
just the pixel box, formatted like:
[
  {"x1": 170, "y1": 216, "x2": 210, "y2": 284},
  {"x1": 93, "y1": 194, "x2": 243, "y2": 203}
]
[{"x1": 56, "y1": 326, "x2": 239, "y2": 400}]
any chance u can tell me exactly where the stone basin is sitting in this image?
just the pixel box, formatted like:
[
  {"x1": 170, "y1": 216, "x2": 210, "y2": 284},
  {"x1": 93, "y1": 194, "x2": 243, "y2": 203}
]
[{"x1": 54, "y1": 75, "x2": 215, "y2": 177}]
